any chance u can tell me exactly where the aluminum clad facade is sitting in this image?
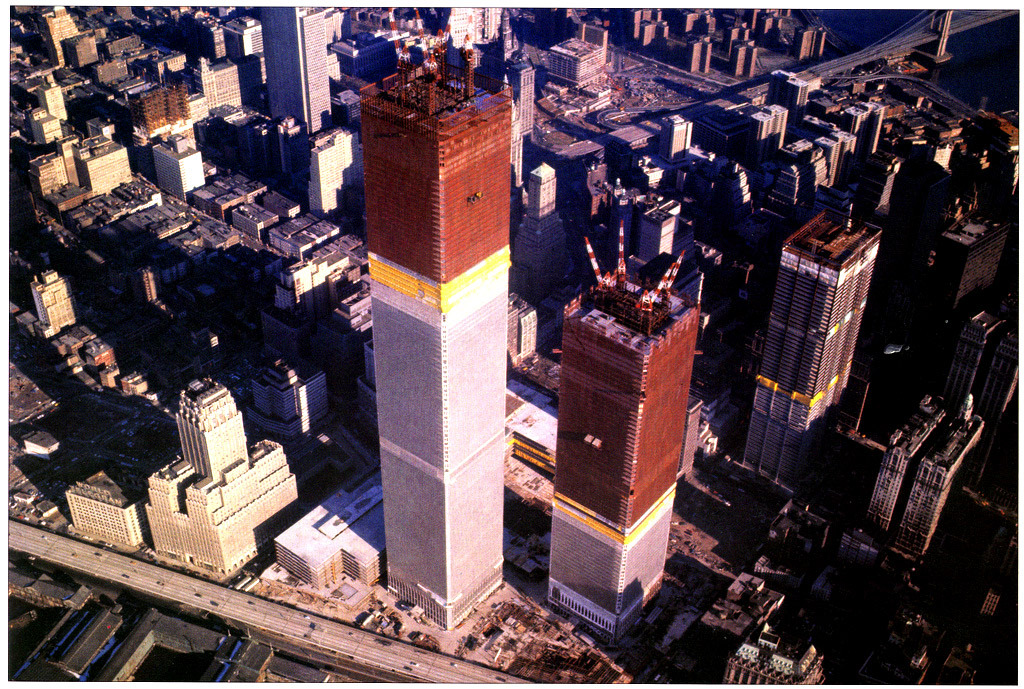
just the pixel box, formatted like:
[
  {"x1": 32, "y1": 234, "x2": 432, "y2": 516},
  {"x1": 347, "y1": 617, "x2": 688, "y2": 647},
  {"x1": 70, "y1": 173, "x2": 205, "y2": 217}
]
[{"x1": 744, "y1": 215, "x2": 880, "y2": 491}]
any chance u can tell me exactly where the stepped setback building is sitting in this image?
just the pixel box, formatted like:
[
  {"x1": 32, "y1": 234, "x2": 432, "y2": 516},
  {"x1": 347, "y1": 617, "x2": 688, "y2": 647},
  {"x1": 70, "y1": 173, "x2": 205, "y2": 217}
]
[
  {"x1": 146, "y1": 380, "x2": 297, "y2": 574},
  {"x1": 361, "y1": 46, "x2": 512, "y2": 628}
]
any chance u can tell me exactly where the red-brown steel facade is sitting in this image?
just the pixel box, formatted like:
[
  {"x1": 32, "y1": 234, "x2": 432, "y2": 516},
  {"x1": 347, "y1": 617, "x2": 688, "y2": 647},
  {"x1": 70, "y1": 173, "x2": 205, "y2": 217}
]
[
  {"x1": 361, "y1": 67, "x2": 512, "y2": 283},
  {"x1": 555, "y1": 299, "x2": 699, "y2": 528}
]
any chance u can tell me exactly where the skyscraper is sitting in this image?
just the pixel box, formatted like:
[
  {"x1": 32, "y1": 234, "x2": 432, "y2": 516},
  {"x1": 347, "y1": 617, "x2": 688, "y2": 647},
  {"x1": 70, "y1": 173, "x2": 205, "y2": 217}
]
[
  {"x1": 866, "y1": 395, "x2": 945, "y2": 532},
  {"x1": 548, "y1": 248, "x2": 699, "y2": 641},
  {"x1": 39, "y1": 6, "x2": 80, "y2": 68},
  {"x1": 361, "y1": 47, "x2": 512, "y2": 629},
  {"x1": 744, "y1": 214, "x2": 880, "y2": 491},
  {"x1": 31, "y1": 270, "x2": 77, "y2": 338},
  {"x1": 308, "y1": 128, "x2": 361, "y2": 217},
  {"x1": 262, "y1": 7, "x2": 331, "y2": 134},
  {"x1": 943, "y1": 312, "x2": 1003, "y2": 410},
  {"x1": 511, "y1": 163, "x2": 567, "y2": 303},
  {"x1": 893, "y1": 399, "x2": 983, "y2": 558},
  {"x1": 146, "y1": 380, "x2": 297, "y2": 574}
]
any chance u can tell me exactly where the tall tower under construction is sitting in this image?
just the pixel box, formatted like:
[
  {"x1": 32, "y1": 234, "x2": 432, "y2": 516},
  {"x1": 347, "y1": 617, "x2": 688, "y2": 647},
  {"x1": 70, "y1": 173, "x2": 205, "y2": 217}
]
[
  {"x1": 548, "y1": 239, "x2": 699, "y2": 641},
  {"x1": 744, "y1": 213, "x2": 880, "y2": 492},
  {"x1": 361, "y1": 44, "x2": 512, "y2": 629}
]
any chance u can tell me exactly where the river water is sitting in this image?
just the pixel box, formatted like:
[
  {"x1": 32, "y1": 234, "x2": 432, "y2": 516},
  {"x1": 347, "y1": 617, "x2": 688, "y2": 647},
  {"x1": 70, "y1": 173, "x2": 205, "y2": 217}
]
[{"x1": 818, "y1": 10, "x2": 1019, "y2": 113}]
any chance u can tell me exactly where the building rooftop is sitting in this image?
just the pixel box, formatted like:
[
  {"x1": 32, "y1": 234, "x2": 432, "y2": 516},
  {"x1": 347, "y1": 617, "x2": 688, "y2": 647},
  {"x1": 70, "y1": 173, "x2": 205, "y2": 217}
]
[
  {"x1": 941, "y1": 218, "x2": 1006, "y2": 247},
  {"x1": 68, "y1": 470, "x2": 139, "y2": 507},
  {"x1": 274, "y1": 474, "x2": 386, "y2": 569},
  {"x1": 785, "y1": 212, "x2": 880, "y2": 268},
  {"x1": 550, "y1": 38, "x2": 602, "y2": 58},
  {"x1": 506, "y1": 378, "x2": 558, "y2": 456}
]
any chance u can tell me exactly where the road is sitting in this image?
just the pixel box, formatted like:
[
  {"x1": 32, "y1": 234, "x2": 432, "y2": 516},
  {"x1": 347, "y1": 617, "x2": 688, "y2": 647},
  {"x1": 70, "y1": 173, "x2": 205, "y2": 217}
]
[
  {"x1": 9, "y1": 520, "x2": 526, "y2": 684},
  {"x1": 592, "y1": 10, "x2": 1013, "y2": 130}
]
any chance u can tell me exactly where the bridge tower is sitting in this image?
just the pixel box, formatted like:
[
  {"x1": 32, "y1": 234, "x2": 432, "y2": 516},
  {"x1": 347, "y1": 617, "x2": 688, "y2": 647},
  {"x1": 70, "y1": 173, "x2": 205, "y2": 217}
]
[{"x1": 916, "y1": 10, "x2": 953, "y2": 66}]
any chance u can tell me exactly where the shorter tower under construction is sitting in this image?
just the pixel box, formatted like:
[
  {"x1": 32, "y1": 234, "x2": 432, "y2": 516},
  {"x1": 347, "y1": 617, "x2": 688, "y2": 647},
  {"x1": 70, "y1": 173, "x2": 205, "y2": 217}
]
[{"x1": 548, "y1": 232, "x2": 699, "y2": 641}]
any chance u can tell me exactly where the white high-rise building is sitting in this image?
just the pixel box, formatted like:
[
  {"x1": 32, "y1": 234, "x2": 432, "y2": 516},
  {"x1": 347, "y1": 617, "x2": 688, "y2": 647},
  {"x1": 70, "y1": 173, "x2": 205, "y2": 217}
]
[
  {"x1": 153, "y1": 134, "x2": 205, "y2": 199},
  {"x1": 309, "y1": 128, "x2": 362, "y2": 216},
  {"x1": 362, "y1": 61, "x2": 512, "y2": 630},
  {"x1": 263, "y1": 7, "x2": 331, "y2": 133}
]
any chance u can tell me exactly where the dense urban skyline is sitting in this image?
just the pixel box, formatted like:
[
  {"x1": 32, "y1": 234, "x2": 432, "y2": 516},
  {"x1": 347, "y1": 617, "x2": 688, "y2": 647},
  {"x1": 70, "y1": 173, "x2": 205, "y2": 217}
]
[{"x1": 9, "y1": 6, "x2": 1018, "y2": 683}]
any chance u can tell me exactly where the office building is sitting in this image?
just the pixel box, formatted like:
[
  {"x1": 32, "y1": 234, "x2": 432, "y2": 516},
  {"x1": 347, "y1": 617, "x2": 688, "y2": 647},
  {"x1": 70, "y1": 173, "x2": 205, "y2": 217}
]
[
  {"x1": 273, "y1": 116, "x2": 310, "y2": 176},
  {"x1": 195, "y1": 58, "x2": 242, "y2": 110},
  {"x1": 31, "y1": 270, "x2": 78, "y2": 339},
  {"x1": 893, "y1": 399, "x2": 983, "y2": 558},
  {"x1": 361, "y1": 52, "x2": 512, "y2": 629},
  {"x1": 153, "y1": 134, "x2": 205, "y2": 200},
  {"x1": 40, "y1": 6, "x2": 80, "y2": 68},
  {"x1": 146, "y1": 380, "x2": 297, "y2": 574},
  {"x1": 815, "y1": 131, "x2": 857, "y2": 187},
  {"x1": 724, "y1": 622, "x2": 825, "y2": 684},
  {"x1": 309, "y1": 128, "x2": 362, "y2": 217},
  {"x1": 29, "y1": 108, "x2": 62, "y2": 145},
  {"x1": 744, "y1": 214, "x2": 881, "y2": 491},
  {"x1": 767, "y1": 70, "x2": 810, "y2": 124},
  {"x1": 512, "y1": 163, "x2": 567, "y2": 303},
  {"x1": 548, "y1": 38, "x2": 605, "y2": 88},
  {"x1": 275, "y1": 476, "x2": 385, "y2": 588},
  {"x1": 683, "y1": 37, "x2": 712, "y2": 74},
  {"x1": 263, "y1": 7, "x2": 331, "y2": 133},
  {"x1": 866, "y1": 395, "x2": 946, "y2": 531},
  {"x1": 63, "y1": 32, "x2": 98, "y2": 68},
  {"x1": 855, "y1": 151, "x2": 901, "y2": 216},
  {"x1": 943, "y1": 312, "x2": 1004, "y2": 411},
  {"x1": 660, "y1": 115, "x2": 693, "y2": 162},
  {"x1": 250, "y1": 359, "x2": 328, "y2": 440},
  {"x1": 28, "y1": 152, "x2": 70, "y2": 197},
  {"x1": 331, "y1": 31, "x2": 401, "y2": 83},
  {"x1": 224, "y1": 16, "x2": 263, "y2": 58},
  {"x1": 678, "y1": 398, "x2": 703, "y2": 479},
  {"x1": 35, "y1": 75, "x2": 67, "y2": 122},
  {"x1": 933, "y1": 218, "x2": 1010, "y2": 312},
  {"x1": 507, "y1": 294, "x2": 538, "y2": 366},
  {"x1": 66, "y1": 471, "x2": 148, "y2": 548},
  {"x1": 507, "y1": 58, "x2": 535, "y2": 140},
  {"x1": 548, "y1": 251, "x2": 699, "y2": 641},
  {"x1": 195, "y1": 15, "x2": 227, "y2": 61},
  {"x1": 637, "y1": 206, "x2": 678, "y2": 262},
  {"x1": 965, "y1": 329, "x2": 1018, "y2": 490}
]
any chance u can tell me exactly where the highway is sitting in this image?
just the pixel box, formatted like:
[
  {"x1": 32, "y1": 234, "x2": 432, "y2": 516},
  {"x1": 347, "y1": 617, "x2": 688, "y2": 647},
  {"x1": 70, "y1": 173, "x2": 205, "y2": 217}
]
[{"x1": 9, "y1": 520, "x2": 526, "y2": 683}]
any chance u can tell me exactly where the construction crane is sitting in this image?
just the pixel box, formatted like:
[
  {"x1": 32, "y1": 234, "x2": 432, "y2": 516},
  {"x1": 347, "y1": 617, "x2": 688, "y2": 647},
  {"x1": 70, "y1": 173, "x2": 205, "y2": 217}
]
[
  {"x1": 583, "y1": 236, "x2": 609, "y2": 289},
  {"x1": 614, "y1": 221, "x2": 628, "y2": 289}
]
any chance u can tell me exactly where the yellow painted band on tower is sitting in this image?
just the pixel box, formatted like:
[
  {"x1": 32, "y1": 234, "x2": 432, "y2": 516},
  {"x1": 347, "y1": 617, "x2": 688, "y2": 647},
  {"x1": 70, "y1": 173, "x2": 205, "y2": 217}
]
[
  {"x1": 369, "y1": 247, "x2": 510, "y2": 313},
  {"x1": 554, "y1": 487, "x2": 676, "y2": 547},
  {"x1": 757, "y1": 365, "x2": 851, "y2": 409}
]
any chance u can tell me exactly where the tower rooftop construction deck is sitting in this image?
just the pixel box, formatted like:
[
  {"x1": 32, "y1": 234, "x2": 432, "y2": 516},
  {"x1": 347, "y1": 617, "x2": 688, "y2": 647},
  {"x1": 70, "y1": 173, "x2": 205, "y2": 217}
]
[{"x1": 361, "y1": 63, "x2": 510, "y2": 140}]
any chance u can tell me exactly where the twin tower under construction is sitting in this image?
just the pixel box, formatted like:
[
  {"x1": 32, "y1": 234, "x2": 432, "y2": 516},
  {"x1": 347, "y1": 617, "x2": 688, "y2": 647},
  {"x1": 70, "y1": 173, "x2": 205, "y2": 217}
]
[{"x1": 361, "y1": 55, "x2": 698, "y2": 636}]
